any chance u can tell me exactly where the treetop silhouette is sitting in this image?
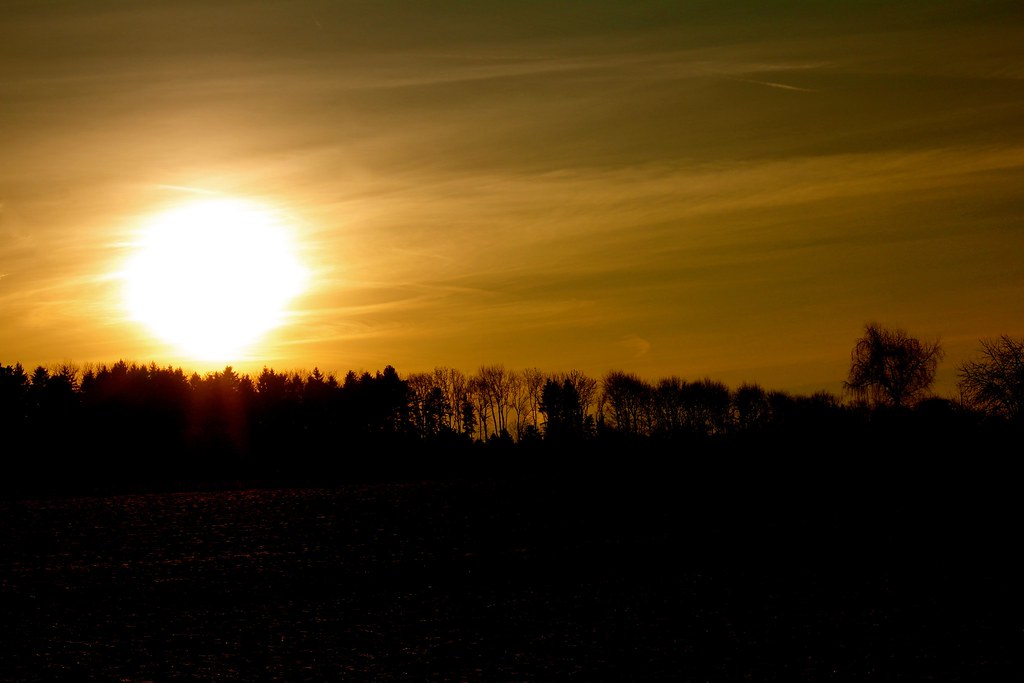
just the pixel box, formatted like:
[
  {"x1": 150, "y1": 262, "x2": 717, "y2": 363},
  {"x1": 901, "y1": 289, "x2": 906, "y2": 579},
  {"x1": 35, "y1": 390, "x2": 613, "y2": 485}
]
[{"x1": 844, "y1": 322, "x2": 943, "y2": 409}]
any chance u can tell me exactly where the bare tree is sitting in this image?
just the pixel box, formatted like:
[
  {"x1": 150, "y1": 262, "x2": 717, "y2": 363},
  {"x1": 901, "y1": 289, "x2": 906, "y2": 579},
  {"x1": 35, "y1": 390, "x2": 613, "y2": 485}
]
[
  {"x1": 475, "y1": 364, "x2": 516, "y2": 438},
  {"x1": 519, "y1": 367, "x2": 547, "y2": 433},
  {"x1": 467, "y1": 375, "x2": 490, "y2": 441},
  {"x1": 733, "y1": 382, "x2": 771, "y2": 433},
  {"x1": 680, "y1": 378, "x2": 732, "y2": 436},
  {"x1": 958, "y1": 335, "x2": 1024, "y2": 421},
  {"x1": 562, "y1": 369, "x2": 598, "y2": 423},
  {"x1": 844, "y1": 322, "x2": 943, "y2": 408},
  {"x1": 432, "y1": 366, "x2": 469, "y2": 434},
  {"x1": 652, "y1": 376, "x2": 730, "y2": 437},
  {"x1": 653, "y1": 376, "x2": 687, "y2": 435},
  {"x1": 406, "y1": 372, "x2": 437, "y2": 439},
  {"x1": 599, "y1": 371, "x2": 654, "y2": 436},
  {"x1": 504, "y1": 369, "x2": 543, "y2": 440}
]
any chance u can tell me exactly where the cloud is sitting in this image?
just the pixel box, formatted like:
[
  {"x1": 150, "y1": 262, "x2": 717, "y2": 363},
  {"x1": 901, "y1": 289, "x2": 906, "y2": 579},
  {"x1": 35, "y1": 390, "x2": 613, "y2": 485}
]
[
  {"x1": 621, "y1": 335, "x2": 652, "y2": 359},
  {"x1": 723, "y1": 76, "x2": 817, "y2": 92},
  {"x1": 153, "y1": 184, "x2": 221, "y2": 196}
]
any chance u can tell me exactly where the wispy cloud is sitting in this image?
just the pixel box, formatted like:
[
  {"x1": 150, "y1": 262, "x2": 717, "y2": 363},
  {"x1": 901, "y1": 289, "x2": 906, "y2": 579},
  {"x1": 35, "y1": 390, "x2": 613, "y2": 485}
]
[
  {"x1": 621, "y1": 335, "x2": 652, "y2": 359},
  {"x1": 723, "y1": 76, "x2": 817, "y2": 92},
  {"x1": 154, "y1": 184, "x2": 221, "y2": 195}
]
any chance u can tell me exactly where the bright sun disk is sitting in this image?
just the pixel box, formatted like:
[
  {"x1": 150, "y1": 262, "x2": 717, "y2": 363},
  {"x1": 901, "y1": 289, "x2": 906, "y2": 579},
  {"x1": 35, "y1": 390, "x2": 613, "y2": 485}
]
[{"x1": 122, "y1": 198, "x2": 308, "y2": 360}]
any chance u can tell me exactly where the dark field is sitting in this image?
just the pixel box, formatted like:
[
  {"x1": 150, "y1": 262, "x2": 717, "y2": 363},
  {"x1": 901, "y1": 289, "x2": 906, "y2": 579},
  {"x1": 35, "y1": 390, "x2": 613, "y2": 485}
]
[{"x1": 1, "y1": 464, "x2": 1018, "y2": 681}]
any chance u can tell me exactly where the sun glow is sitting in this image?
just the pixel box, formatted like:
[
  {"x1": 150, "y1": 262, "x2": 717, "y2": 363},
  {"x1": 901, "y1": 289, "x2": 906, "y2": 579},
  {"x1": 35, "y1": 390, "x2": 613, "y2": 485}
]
[{"x1": 122, "y1": 198, "x2": 309, "y2": 360}]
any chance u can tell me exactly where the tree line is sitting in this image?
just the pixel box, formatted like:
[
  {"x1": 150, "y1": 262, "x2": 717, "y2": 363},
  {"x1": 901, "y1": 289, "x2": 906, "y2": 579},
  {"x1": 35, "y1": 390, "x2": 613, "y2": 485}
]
[{"x1": 1, "y1": 324, "x2": 1021, "y2": 491}]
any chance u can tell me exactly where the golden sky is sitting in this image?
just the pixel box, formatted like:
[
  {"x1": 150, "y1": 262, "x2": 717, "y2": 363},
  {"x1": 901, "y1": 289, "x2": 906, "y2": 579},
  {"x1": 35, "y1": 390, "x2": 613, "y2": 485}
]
[{"x1": 2, "y1": 1, "x2": 1023, "y2": 395}]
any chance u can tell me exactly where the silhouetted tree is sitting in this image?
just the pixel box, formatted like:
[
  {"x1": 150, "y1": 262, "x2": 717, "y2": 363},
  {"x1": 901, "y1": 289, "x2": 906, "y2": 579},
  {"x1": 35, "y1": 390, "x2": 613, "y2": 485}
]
[
  {"x1": 958, "y1": 335, "x2": 1024, "y2": 422},
  {"x1": 467, "y1": 376, "x2": 489, "y2": 441},
  {"x1": 0, "y1": 363, "x2": 31, "y2": 478},
  {"x1": 337, "y1": 366, "x2": 410, "y2": 443},
  {"x1": 429, "y1": 367, "x2": 470, "y2": 434},
  {"x1": 29, "y1": 362, "x2": 77, "y2": 417},
  {"x1": 423, "y1": 386, "x2": 449, "y2": 438},
  {"x1": 303, "y1": 367, "x2": 339, "y2": 417},
  {"x1": 375, "y1": 365, "x2": 411, "y2": 436},
  {"x1": 732, "y1": 383, "x2": 771, "y2": 433},
  {"x1": 844, "y1": 322, "x2": 943, "y2": 408},
  {"x1": 255, "y1": 366, "x2": 287, "y2": 401},
  {"x1": 508, "y1": 370, "x2": 533, "y2": 441},
  {"x1": 78, "y1": 361, "x2": 191, "y2": 482},
  {"x1": 599, "y1": 371, "x2": 654, "y2": 437},
  {"x1": 407, "y1": 372, "x2": 435, "y2": 438},
  {"x1": 519, "y1": 368, "x2": 547, "y2": 435},
  {"x1": 0, "y1": 362, "x2": 29, "y2": 426},
  {"x1": 652, "y1": 377, "x2": 730, "y2": 439},
  {"x1": 251, "y1": 366, "x2": 303, "y2": 474},
  {"x1": 189, "y1": 366, "x2": 253, "y2": 472},
  {"x1": 26, "y1": 365, "x2": 81, "y2": 472},
  {"x1": 338, "y1": 370, "x2": 371, "y2": 440},
  {"x1": 539, "y1": 378, "x2": 585, "y2": 442},
  {"x1": 407, "y1": 372, "x2": 453, "y2": 440},
  {"x1": 652, "y1": 377, "x2": 687, "y2": 437},
  {"x1": 461, "y1": 395, "x2": 476, "y2": 441},
  {"x1": 689, "y1": 378, "x2": 732, "y2": 436},
  {"x1": 475, "y1": 365, "x2": 515, "y2": 439},
  {"x1": 561, "y1": 370, "x2": 598, "y2": 428}
]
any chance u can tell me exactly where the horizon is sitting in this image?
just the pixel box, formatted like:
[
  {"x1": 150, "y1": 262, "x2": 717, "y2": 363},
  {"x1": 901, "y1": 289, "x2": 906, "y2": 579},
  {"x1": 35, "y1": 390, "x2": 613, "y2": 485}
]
[
  {"x1": 3, "y1": 2, "x2": 1023, "y2": 399},
  {"x1": 0, "y1": 339, "x2": 969, "y2": 404}
]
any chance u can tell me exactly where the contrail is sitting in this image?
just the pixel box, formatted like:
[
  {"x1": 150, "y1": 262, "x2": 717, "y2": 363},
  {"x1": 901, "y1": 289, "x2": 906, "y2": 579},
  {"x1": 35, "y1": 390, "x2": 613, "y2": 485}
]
[{"x1": 728, "y1": 76, "x2": 816, "y2": 92}]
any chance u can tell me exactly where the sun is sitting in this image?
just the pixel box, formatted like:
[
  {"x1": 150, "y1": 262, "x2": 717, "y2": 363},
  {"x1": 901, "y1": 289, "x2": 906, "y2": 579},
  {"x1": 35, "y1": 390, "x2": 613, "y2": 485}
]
[{"x1": 122, "y1": 198, "x2": 309, "y2": 361}]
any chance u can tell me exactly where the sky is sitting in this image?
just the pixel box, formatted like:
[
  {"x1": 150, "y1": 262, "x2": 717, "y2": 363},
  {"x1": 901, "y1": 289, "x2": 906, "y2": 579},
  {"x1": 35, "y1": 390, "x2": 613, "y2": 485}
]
[{"x1": 2, "y1": 0, "x2": 1023, "y2": 396}]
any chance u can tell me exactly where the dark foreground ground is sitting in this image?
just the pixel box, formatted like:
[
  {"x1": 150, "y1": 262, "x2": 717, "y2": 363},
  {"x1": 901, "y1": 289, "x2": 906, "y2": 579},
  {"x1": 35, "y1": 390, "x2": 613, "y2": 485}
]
[{"x1": 1, "y1": 459, "x2": 1019, "y2": 681}]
